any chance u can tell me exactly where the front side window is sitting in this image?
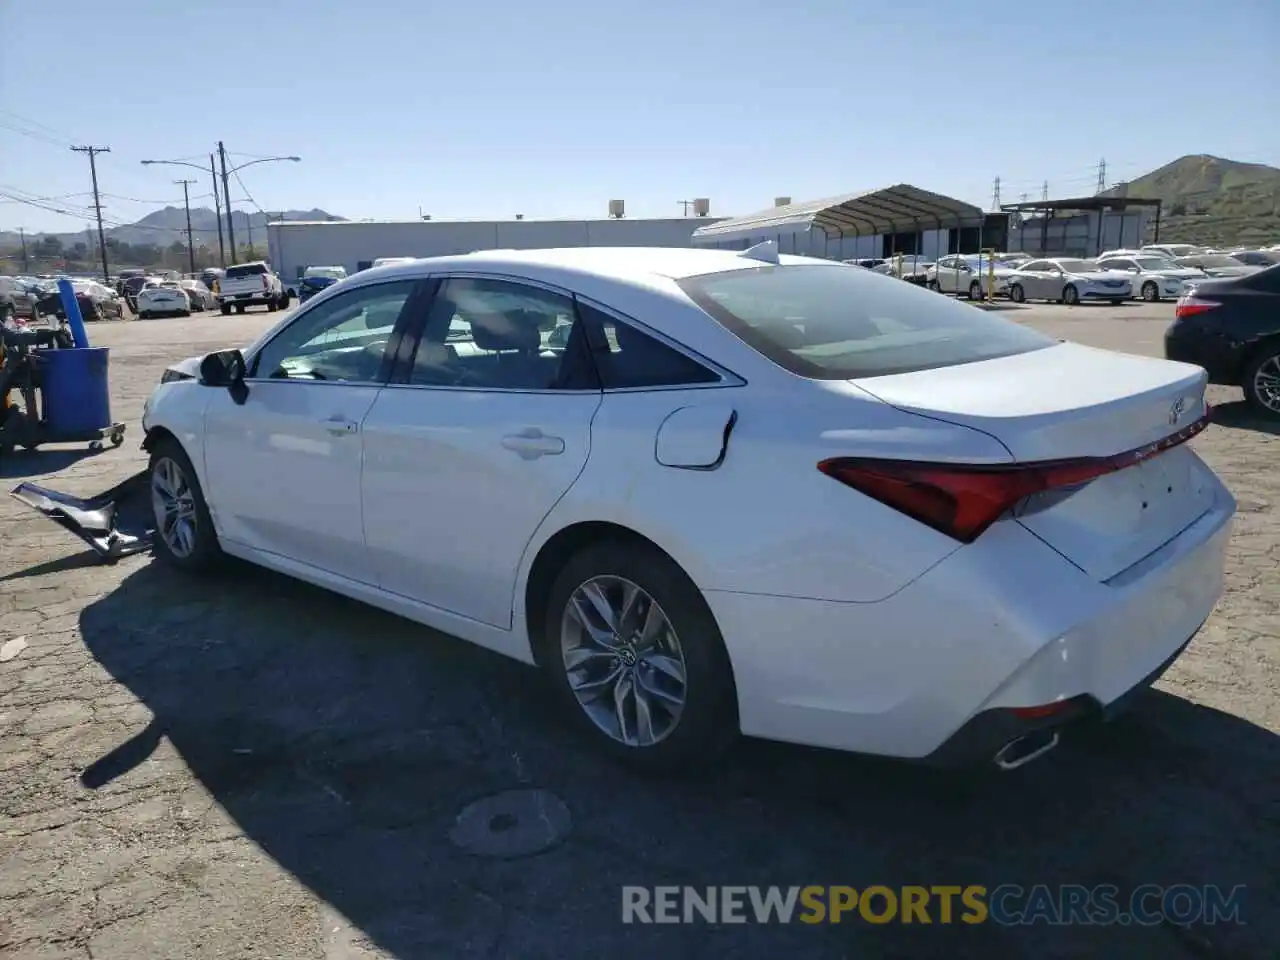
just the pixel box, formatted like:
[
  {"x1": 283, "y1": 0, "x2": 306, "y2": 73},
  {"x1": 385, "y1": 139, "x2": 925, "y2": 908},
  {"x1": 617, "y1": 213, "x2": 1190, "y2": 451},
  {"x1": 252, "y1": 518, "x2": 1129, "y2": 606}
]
[
  {"x1": 251, "y1": 280, "x2": 416, "y2": 382},
  {"x1": 678, "y1": 264, "x2": 1054, "y2": 380},
  {"x1": 405, "y1": 277, "x2": 594, "y2": 390}
]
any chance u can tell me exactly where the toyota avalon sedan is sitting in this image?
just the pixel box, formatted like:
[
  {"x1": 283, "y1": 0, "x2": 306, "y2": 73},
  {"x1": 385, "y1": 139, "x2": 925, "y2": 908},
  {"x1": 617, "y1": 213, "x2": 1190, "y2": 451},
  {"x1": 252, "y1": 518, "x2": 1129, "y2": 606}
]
[{"x1": 139, "y1": 246, "x2": 1235, "y2": 771}]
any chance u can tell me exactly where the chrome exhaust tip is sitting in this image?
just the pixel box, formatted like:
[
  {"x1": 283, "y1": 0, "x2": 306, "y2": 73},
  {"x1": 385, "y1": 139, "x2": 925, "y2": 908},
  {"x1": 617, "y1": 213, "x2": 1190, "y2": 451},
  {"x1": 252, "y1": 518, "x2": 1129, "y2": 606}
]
[{"x1": 994, "y1": 729, "x2": 1060, "y2": 771}]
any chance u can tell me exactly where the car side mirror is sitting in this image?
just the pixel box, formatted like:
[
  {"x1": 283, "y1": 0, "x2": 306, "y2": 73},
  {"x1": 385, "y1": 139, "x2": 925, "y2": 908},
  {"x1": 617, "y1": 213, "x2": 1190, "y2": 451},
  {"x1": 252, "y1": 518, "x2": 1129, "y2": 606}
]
[{"x1": 200, "y1": 349, "x2": 249, "y2": 405}]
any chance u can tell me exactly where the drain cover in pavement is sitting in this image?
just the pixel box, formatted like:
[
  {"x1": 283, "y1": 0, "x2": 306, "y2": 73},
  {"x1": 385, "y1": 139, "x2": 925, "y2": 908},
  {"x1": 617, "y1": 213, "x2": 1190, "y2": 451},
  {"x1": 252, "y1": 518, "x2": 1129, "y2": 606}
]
[{"x1": 448, "y1": 789, "x2": 571, "y2": 859}]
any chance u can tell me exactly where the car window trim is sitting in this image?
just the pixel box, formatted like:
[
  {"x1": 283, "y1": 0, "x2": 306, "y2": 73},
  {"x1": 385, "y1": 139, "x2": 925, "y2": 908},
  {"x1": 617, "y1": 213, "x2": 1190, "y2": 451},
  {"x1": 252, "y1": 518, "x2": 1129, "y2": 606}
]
[
  {"x1": 244, "y1": 277, "x2": 431, "y2": 385},
  {"x1": 384, "y1": 271, "x2": 602, "y2": 395}
]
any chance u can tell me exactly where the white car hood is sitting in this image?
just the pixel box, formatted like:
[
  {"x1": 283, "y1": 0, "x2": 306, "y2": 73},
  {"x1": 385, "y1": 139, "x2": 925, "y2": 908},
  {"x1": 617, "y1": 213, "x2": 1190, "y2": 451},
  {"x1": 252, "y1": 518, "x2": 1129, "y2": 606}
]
[{"x1": 170, "y1": 355, "x2": 204, "y2": 378}]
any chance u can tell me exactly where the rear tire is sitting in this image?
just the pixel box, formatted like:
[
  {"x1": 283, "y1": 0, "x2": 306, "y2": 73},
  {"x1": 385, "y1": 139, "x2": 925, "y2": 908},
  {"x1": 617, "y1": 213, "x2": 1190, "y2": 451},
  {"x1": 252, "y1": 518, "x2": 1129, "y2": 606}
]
[
  {"x1": 1009, "y1": 283, "x2": 1026, "y2": 303},
  {"x1": 968, "y1": 280, "x2": 983, "y2": 301},
  {"x1": 220, "y1": 303, "x2": 231, "y2": 316},
  {"x1": 148, "y1": 437, "x2": 223, "y2": 573},
  {"x1": 267, "y1": 299, "x2": 277, "y2": 312},
  {"x1": 1063, "y1": 284, "x2": 1080, "y2": 305},
  {"x1": 1141, "y1": 281, "x2": 1160, "y2": 302},
  {"x1": 540, "y1": 538, "x2": 739, "y2": 772},
  {"x1": 1242, "y1": 345, "x2": 1280, "y2": 420}
]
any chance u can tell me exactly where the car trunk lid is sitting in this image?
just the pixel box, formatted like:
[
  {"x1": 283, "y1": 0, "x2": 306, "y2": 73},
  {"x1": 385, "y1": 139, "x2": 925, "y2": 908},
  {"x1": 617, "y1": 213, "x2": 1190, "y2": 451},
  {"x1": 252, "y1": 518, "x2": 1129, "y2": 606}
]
[{"x1": 851, "y1": 342, "x2": 1215, "y2": 581}]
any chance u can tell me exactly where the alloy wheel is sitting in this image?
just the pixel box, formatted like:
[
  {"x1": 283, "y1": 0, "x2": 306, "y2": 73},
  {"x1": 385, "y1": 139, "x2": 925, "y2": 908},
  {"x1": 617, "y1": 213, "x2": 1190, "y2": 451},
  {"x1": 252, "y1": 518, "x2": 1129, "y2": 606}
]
[
  {"x1": 151, "y1": 456, "x2": 198, "y2": 558},
  {"x1": 559, "y1": 575, "x2": 688, "y2": 748},
  {"x1": 1252, "y1": 354, "x2": 1280, "y2": 414}
]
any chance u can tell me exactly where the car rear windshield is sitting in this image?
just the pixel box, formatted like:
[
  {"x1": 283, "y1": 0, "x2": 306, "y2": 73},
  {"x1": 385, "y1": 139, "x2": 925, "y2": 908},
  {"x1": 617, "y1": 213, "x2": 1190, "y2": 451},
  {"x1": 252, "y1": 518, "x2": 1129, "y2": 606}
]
[
  {"x1": 677, "y1": 264, "x2": 1054, "y2": 379},
  {"x1": 226, "y1": 264, "x2": 267, "y2": 278}
]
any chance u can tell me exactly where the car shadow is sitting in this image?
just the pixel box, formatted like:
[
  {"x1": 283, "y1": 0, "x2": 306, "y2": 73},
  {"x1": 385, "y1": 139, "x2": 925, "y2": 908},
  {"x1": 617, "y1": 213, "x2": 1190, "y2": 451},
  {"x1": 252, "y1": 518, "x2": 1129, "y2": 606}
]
[
  {"x1": 1210, "y1": 400, "x2": 1280, "y2": 437},
  {"x1": 0, "y1": 446, "x2": 105, "y2": 480},
  {"x1": 77, "y1": 562, "x2": 1278, "y2": 959}
]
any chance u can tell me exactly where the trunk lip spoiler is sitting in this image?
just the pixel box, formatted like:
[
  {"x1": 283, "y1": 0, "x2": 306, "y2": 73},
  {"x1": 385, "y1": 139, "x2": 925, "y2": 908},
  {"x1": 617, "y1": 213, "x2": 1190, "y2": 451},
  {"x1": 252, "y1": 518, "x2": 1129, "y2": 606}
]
[{"x1": 820, "y1": 410, "x2": 1211, "y2": 476}]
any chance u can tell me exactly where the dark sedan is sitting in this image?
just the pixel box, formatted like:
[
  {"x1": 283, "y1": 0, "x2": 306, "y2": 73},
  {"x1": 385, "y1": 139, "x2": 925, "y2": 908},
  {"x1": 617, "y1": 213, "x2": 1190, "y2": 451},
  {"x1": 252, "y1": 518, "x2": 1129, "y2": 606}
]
[{"x1": 1164, "y1": 263, "x2": 1280, "y2": 418}]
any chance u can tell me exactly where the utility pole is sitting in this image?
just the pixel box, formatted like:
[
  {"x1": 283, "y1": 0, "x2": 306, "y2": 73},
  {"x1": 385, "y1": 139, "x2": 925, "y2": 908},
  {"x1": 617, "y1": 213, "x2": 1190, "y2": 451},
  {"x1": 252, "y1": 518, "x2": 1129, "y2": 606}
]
[
  {"x1": 18, "y1": 227, "x2": 28, "y2": 272},
  {"x1": 175, "y1": 179, "x2": 197, "y2": 274},
  {"x1": 210, "y1": 153, "x2": 226, "y2": 268},
  {"x1": 991, "y1": 177, "x2": 1001, "y2": 209},
  {"x1": 678, "y1": 200, "x2": 694, "y2": 217},
  {"x1": 218, "y1": 141, "x2": 237, "y2": 263},
  {"x1": 71, "y1": 144, "x2": 111, "y2": 282},
  {"x1": 1095, "y1": 158, "x2": 1107, "y2": 195}
]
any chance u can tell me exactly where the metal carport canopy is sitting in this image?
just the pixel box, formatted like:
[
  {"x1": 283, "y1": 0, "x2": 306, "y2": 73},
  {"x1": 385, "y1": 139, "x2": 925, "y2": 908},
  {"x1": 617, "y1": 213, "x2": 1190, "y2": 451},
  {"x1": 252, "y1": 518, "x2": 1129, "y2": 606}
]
[{"x1": 690, "y1": 184, "x2": 987, "y2": 245}]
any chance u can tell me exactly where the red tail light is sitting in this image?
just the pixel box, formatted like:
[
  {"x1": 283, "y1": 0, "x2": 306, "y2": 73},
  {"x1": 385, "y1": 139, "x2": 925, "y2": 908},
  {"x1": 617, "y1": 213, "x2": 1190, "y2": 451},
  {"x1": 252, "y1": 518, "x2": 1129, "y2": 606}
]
[
  {"x1": 818, "y1": 414, "x2": 1210, "y2": 543},
  {"x1": 1175, "y1": 296, "x2": 1219, "y2": 319}
]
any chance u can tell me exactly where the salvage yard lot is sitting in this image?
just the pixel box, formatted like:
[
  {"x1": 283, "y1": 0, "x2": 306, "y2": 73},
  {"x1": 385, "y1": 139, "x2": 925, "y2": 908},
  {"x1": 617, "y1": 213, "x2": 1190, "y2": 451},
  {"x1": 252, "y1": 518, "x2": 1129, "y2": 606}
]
[{"x1": 1, "y1": 303, "x2": 1277, "y2": 959}]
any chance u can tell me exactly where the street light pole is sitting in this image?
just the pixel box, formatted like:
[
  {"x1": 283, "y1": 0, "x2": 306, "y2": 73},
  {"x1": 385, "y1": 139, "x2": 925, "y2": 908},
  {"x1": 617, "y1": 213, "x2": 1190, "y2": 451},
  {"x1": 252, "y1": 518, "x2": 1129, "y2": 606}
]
[
  {"x1": 218, "y1": 142, "x2": 236, "y2": 263},
  {"x1": 175, "y1": 180, "x2": 197, "y2": 274},
  {"x1": 144, "y1": 148, "x2": 300, "y2": 268},
  {"x1": 209, "y1": 153, "x2": 226, "y2": 267}
]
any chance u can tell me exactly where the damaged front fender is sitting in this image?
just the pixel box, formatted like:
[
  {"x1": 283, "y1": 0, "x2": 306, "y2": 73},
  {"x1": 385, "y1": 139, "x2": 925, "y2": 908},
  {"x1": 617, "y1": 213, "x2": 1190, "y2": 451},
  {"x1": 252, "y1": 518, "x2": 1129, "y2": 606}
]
[{"x1": 10, "y1": 470, "x2": 154, "y2": 562}]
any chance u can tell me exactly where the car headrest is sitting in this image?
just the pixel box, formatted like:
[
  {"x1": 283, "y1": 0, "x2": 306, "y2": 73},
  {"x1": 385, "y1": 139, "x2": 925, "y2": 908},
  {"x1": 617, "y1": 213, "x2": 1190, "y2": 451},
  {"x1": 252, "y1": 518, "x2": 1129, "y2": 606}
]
[{"x1": 471, "y1": 310, "x2": 540, "y2": 352}]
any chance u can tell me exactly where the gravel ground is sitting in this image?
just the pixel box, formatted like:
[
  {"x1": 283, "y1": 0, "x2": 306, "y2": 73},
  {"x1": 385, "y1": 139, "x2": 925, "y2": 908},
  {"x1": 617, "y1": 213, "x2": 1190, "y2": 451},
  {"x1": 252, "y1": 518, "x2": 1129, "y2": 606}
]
[{"x1": 1, "y1": 302, "x2": 1276, "y2": 960}]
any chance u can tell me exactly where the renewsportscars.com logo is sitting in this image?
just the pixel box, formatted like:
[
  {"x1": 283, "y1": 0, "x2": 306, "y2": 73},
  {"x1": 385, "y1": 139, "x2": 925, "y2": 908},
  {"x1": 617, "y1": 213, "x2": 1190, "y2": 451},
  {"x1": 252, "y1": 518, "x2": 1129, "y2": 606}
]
[{"x1": 621, "y1": 884, "x2": 1247, "y2": 926}]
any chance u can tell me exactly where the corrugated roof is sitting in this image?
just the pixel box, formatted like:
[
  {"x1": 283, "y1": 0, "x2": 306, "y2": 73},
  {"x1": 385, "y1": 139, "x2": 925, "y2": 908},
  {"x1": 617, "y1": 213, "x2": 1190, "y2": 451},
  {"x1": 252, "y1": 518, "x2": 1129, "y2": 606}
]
[{"x1": 691, "y1": 184, "x2": 987, "y2": 242}]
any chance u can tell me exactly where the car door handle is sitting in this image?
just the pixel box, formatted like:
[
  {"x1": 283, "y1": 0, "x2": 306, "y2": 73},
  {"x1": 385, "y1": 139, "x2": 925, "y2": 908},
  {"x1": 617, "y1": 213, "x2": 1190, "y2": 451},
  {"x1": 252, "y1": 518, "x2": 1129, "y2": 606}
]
[
  {"x1": 323, "y1": 417, "x2": 360, "y2": 436},
  {"x1": 501, "y1": 428, "x2": 565, "y2": 459}
]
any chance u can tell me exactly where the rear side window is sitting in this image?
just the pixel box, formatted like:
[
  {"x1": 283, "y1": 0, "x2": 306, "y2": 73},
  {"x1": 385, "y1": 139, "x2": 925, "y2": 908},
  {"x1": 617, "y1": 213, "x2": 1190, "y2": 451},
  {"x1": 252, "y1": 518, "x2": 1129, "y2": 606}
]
[
  {"x1": 576, "y1": 302, "x2": 720, "y2": 389},
  {"x1": 678, "y1": 264, "x2": 1054, "y2": 380},
  {"x1": 226, "y1": 263, "x2": 267, "y2": 279}
]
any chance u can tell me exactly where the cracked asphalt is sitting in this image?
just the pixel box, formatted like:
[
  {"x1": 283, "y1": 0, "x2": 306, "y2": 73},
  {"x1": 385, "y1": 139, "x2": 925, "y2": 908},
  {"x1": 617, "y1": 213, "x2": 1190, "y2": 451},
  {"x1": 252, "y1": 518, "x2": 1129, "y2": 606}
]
[{"x1": 1, "y1": 303, "x2": 1277, "y2": 959}]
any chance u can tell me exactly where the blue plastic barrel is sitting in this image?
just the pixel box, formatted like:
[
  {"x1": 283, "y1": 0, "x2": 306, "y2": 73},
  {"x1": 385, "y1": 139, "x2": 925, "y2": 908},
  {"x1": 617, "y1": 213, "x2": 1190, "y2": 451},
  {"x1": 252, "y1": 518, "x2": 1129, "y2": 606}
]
[{"x1": 40, "y1": 347, "x2": 112, "y2": 436}]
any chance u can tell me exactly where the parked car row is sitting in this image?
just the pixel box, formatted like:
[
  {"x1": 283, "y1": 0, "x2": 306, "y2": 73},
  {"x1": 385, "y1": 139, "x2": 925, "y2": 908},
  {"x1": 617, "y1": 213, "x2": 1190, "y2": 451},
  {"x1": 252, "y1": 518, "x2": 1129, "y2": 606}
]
[
  {"x1": 853, "y1": 243, "x2": 1278, "y2": 305},
  {"x1": 1, "y1": 275, "x2": 127, "y2": 321}
]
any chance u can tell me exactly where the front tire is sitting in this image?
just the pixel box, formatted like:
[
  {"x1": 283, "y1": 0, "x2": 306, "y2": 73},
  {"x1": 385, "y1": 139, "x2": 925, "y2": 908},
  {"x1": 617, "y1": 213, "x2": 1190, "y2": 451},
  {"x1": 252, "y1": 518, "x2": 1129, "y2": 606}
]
[
  {"x1": 148, "y1": 438, "x2": 222, "y2": 572},
  {"x1": 1063, "y1": 284, "x2": 1080, "y2": 305},
  {"x1": 968, "y1": 280, "x2": 983, "y2": 301},
  {"x1": 1243, "y1": 345, "x2": 1280, "y2": 420},
  {"x1": 1141, "y1": 281, "x2": 1160, "y2": 302},
  {"x1": 540, "y1": 539, "x2": 738, "y2": 772},
  {"x1": 220, "y1": 303, "x2": 231, "y2": 316},
  {"x1": 1008, "y1": 283, "x2": 1026, "y2": 303}
]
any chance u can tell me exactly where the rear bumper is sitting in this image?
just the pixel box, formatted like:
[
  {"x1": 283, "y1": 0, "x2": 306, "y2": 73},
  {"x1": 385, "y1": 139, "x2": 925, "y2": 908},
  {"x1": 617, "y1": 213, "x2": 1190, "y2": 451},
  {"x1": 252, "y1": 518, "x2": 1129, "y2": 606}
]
[
  {"x1": 704, "y1": 484, "x2": 1235, "y2": 762},
  {"x1": 1164, "y1": 324, "x2": 1245, "y2": 385},
  {"x1": 219, "y1": 293, "x2": 276, "y2": 305}
]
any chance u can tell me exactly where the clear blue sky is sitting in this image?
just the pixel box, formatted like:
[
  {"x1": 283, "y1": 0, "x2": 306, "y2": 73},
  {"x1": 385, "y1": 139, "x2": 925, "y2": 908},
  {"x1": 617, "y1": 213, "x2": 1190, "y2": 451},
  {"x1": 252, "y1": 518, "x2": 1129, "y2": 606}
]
[{"x1": 2, "y1": 0, "x2": 1277, "y2": 233}]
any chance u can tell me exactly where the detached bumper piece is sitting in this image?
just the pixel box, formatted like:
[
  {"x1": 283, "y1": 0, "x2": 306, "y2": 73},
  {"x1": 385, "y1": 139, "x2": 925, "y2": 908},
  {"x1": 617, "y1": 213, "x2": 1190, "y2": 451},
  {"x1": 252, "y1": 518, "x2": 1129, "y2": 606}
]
[{"x1": 10, "y1": 469, "x2": 153, "y2": 562}]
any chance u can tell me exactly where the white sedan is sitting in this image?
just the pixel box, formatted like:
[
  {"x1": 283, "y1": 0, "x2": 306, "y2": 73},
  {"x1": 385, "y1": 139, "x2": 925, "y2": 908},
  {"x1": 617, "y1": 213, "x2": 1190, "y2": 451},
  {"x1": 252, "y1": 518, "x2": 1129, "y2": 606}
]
[
  {"x1": 1006, "y1": 258, "x2": 1133, "y2": 304},
  {"x1": 139, "y1": 246, "x2": 1234, "y2": 771},
  {"x1": 136, "y1": 282, "x2": 192, "y2": 318},
  {"x1": 1096, "y1": 254, "x2": 1206, "y2": 302}
]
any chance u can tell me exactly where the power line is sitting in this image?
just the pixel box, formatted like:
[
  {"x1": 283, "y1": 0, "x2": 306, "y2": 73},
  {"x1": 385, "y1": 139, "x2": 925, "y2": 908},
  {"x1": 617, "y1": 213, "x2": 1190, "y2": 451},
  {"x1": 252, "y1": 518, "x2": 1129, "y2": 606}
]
[{"x1": 71, "y1": 145, "x2": 112, "y2": 281}]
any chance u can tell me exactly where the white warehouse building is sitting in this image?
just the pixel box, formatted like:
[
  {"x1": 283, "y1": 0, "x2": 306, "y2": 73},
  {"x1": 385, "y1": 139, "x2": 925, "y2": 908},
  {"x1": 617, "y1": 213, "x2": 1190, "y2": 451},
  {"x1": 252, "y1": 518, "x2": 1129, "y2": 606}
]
[
  {"x1": 265, "y1": 209, "x2": 727, "y2": 282},
  {"x1": 263, "y1": 185, "x2": 1156, "y2": 281}
]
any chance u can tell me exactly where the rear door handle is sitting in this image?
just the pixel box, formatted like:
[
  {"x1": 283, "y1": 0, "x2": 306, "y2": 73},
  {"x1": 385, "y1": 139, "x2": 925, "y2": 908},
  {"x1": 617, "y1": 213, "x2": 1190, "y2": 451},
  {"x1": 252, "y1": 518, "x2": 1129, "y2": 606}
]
[
  {"x1": 323, "y1": 417, "x2": 360, "y2": 436},
  {"x1": 501, "y1": 427, "x2": 565, "y2": 459}
]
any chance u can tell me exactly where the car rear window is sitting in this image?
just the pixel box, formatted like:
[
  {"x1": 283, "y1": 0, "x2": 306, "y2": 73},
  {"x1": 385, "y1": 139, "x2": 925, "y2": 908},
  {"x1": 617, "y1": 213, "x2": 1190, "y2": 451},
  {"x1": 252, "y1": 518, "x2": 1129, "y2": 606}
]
[
  {"x1": 226, "y1": 263, "x2": 267, "y2": 279},
  {"x1": 678, "y1": 264, "x2": 1054, "y2": 379}
]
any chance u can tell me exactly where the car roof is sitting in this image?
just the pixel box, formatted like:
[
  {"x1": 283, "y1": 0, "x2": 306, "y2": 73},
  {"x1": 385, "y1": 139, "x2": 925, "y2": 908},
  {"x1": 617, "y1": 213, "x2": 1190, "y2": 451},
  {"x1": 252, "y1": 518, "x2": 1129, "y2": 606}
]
[{"x1": 364, "y1": 246, "x2": 839, "y2": 286}]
